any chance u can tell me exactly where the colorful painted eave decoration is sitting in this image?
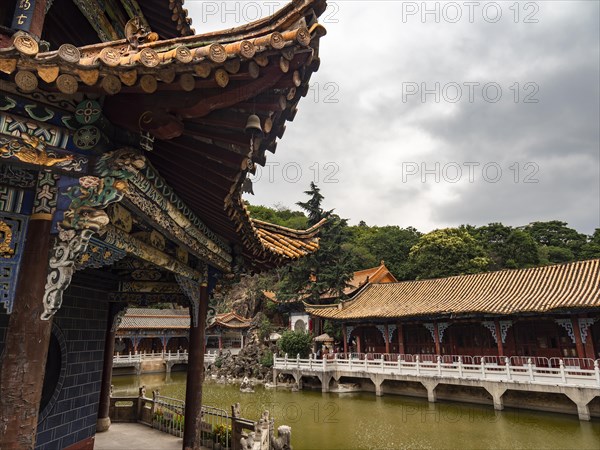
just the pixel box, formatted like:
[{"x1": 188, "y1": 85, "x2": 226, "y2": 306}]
[{"x1": 0, "y1": 0, "x2": 326, "y2": 97}]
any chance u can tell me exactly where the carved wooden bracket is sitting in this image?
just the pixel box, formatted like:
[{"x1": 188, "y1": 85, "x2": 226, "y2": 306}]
[
  {"x1": 40, "y1": 148, "x2": 146, "y2": 320},
  {"x1": 42, "y1": 228, "x2": 95, "y2": 320},
  {"x1": 175, "y1": 270, "x2": 216, "y2": 329}
]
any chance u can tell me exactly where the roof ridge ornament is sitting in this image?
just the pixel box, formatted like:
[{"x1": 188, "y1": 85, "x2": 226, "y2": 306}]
[{"x1": 124, "y1": 17, "x2": 158, "y2": 51}]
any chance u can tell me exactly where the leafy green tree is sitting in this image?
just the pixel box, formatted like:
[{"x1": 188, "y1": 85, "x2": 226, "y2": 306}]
[
  {"x1": 409, "y1": 228, "x2": 490, "y2": 279},
  {"x1": 323, "y1": 320, "x2": 342, "y2": 342},
  {"x1": 501, "y1": 230, "x2": 540, "y2": 268},
  {"x1": 474, "y1": 223, "x2": 539, "y2": 269},
  {"x1": 524, "y1": 221, "x2": 587, "y2": 260},
  {"x1": 277, "y1": 183, "x2": 354, "y2": 303},
  {"x1": 580, "y1": 229, "x2": 600, "y2": 259},
  {"x1": 539, "y1": 245, "x2": 575, "y2": 264},
  {"x1": 277, "y1": 330, "x2": 313, "y2": 358},
  {"x1": 348, "y1": 225, "x2": 421, "y2": 280}
]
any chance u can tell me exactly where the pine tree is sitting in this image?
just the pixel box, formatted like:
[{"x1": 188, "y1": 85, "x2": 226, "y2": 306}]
[
  {"x1": 296, "y1": 182, "x2": 329, "y2": 225},
  {"x1": 277, "y1": 183, "x2": 354, "y2": 303}
]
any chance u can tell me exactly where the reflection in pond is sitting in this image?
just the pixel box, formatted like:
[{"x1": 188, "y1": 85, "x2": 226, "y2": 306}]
[{"x1": 112, "y1": 372, "x2": 600, "y2": 450}]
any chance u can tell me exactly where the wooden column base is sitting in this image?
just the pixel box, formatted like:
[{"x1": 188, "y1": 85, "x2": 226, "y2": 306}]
[{"x1": 96, "y1": 417, "x2": 111, "y2": 432}]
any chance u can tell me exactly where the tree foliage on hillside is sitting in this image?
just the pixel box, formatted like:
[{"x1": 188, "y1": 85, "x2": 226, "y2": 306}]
[
  {"x1": 247, "y1": 192, "x2": 600, "y2": 285},
  {"x1": 348, "y1": 225, "x2": 421, "y2": 280},
  {"x1": 246, "y1": 202, "x2": 308, "y2": 229},
  {"x1": 409, "y1": 228, "x2": 490, "y2": 279}
]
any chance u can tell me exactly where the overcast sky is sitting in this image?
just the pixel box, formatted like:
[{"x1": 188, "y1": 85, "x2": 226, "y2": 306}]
[{"x1": 188, "y1": 1, "x2": 600, "y2": 235}]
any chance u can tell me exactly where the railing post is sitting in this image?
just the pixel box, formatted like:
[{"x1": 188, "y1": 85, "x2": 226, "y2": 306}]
[
  {"x1": 595, "y1": 360, "x2": 600, "y2": 387},
  {"x1": 397, "y1": 356, "x2": 402, "y2": 374},
  {"x1": 416, "y1": 355, "x2": 420, "y2": 376},
  {"x1": 296, "y1": 353, "x2": 300, "y2": 368},
  {"x1": 285, "y1": 353, "x2": 288, "y2": 370},
  {"x1": 560, "y1": 359, "x2": 566, "y2": 383},
  {"x1": 137, "y1": 386, "x2": 146, "y2": 421},
  {"x1": 527, "y1": 358, "x2": 534, "y2": 381},
  {"x1": 480, "y1": 359, "x2": 485, "y2": 378},
  {"x1": 437, "y1": 356, "x2": 442, "y2": 376},
  {"x1": 151, "y1": 390, "x2": 158, "y2": 419},
  {"x1": 322, "y1": 355, "x2": 327, "y2": 371},
  {"x1": 505, "y1": 357, "x2": 511, "y2": 381},
  {"x1": 309, "y1": 354, "x2": 313, "y2": 370},
  {"x1": 458, "y1": 357, "x2": 463, "y2": 378}
]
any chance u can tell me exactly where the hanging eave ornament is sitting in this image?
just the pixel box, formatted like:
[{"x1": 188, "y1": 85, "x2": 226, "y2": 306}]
[
  {"x1": 138, "y1": 111, "x2": 155, "y2": 152},
  {"x1": 242, "y1": 114, "x2": 263, "y2": 195}
]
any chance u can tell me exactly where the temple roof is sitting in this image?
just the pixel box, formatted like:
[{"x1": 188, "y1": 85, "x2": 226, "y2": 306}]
[
  {"x1": 305, "y1": 259, "x2": 600, "y2": 320},
  {"x1": 321, "y1": 261, "x2": 398, "y2": 299},
  {"x1": 0, "y1": 0, "x2": 328, "y2": 271},
  {"x1": 264, "y1": 261, "x2": 397, "y2": 303},
  {"x1": 118, "y1": 308, "x2": 252, "y2": 330},
  {"x1": 118, "y1": 307, "x2": 190, "y2": 330},
  {"x1": 209, "y1": 312, "x2": 252, "y2": 329},
  {"x1": 252, "y1": 218, "x2": 323, "y2": 259}
]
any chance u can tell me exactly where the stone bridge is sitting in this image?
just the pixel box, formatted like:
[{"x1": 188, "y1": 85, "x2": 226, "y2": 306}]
[
  {"x1": 113, "y1": 351, "x2": 217, "y2": 374},
  {"x1": 273, "y1": 354, "x2": 600, "y2": 421}
]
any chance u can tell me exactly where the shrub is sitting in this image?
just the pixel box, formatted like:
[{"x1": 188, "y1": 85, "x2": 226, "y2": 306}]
[
  {"x1": 213, "y1": 424, "x2": 232, "y2": 446},
  {"x1": 277, "y1": 330, "x2": 312, "y2": 358},
  {"x1": 260, "y1": 349, "x2": 274, "y2": 368},
  {"x1": 258, "y1": 316, "x2": 273, "y2": 341}
]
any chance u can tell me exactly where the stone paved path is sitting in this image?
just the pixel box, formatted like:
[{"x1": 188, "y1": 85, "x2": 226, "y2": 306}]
[{"x1": 94, "y1": 422, "x2": 183, "y2": 450}]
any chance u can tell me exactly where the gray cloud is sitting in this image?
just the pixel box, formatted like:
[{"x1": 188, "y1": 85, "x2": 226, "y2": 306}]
[{"x1": 189, "y1": 1, "x2": 600, "y2": 234}]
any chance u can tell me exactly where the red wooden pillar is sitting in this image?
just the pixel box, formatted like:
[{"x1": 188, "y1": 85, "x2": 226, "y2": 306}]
[
  {"x1": 433, "y1": 323, "x2": 441, "y2": 355},
  {"x1": 384, "y1": 324, "x2": 390, "y2": 354},
  {"x1": 580, "y1": 317, "x2": 596, "y2": 359},
  {"x1": 397, "y1": 323, "x2": 405, "y2": 354},
  {"x1": 0, "y1": 217, "x2": 53, "y2": 449},
  {"x1": 218, "y1": 335, "x2": 223, "y2": 351},
  {"x1": 97, "y1": 304, "x2": 121, "y2": 432},
  {"x1": 312, "y1": 317, "x2": 320, "y2": 336},
  {"x1": 183, "y1": 283, "x2": 209, "y2": 450},
  {"x1": 504, "y1": 323, "x2": 517, "y2": 357},
  {"x1": 571, "y1": 317, "x2": 586, "y2": 360},
  {"x1": 342, "y1": 324, "x2": 348, "y2": 353},
  {"x1": 494, "y1": 320, "x2": 504, "y2": 357},
  {"x1": 356, "y1": 333, "x2": 362, "y2": 354}
]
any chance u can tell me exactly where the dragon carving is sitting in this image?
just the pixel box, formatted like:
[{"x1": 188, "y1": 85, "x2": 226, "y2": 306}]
[{"x1": 0, "y1": 134, "x2": 73, "y2": 167}]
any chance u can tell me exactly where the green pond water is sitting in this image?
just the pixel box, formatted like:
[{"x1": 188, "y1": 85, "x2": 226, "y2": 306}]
[{"x1": 112, "y1": 372, "x2": 599, "y2": 450}]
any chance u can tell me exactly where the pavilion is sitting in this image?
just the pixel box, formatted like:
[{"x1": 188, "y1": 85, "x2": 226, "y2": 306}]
[
  {"x1": 306, "y1": 259, "x2": 600, "y2": 359},
  {"x1": 0, "y1": 1, "x2": 328, "y2": 448}
]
